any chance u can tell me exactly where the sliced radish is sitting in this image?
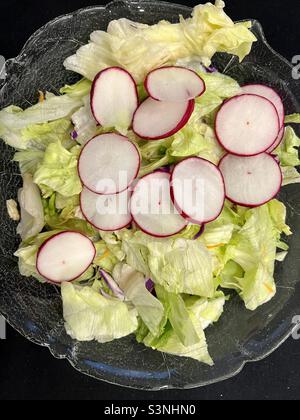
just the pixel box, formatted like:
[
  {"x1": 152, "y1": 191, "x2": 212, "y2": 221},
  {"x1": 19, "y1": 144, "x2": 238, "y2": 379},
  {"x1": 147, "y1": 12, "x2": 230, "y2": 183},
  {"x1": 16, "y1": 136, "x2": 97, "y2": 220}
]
[
  {"x1": 91, "y1": 67, "x2": 138, "y2": 129},
  {"x1": 241, "y1": 84, "x2": 285, "y2": 127},
  {"x1": 171, "y1": 157, "x2": 225, "y2": 224},
  {"x1": 78, "y1": 133, "x2": 140, "y2": 195},
  {"x1": 80, "y1": 187, "x2": 132, "y2": 231},
  {"x1": 145, "y1": 66, "x2": 206, "y2": 102},
  {"x1": 266, "y1": 126, "x2": 285, "y2": 153},
  {"x1": 219, "y1": 153, "x2": 282, "y2": 207},
  {"x1": 132, "y1": 97, "x2": 195, "y2": 140},
  {"x1": 131, "y1": 171, "x2": 187, "y2": 237},
  {"x1": 215, "y1": 94, "x2": 280, "y2": 156},
  {"x1": 36, "y1": 231, "x2": 96, "y2": 284}
]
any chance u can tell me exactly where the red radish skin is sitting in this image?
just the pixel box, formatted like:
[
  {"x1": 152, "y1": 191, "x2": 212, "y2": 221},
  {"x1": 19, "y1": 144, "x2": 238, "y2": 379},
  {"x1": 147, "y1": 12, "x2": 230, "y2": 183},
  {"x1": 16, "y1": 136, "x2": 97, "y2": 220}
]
[
  {"x1": 215, "y1": 94, "x2": 280, "y2": 157},
  {"x1": 36, "y1": 231, "x2": 96, "y2": 284},
  {"x1": 91, "y1": 67, "x2": 138, "y2": 128},
  {"x1": 78, "y1": 133, "x2": 141, "y2": 195},
  {"x1": 131, "y1": 171, "x2": 187, "y2": 238},
  {"x1": 218, "y1": 153, "x2": 283, "y2": 208},
  {"x1": 266, "y1": 126, "x2": 285, "y2": 153},
  {"x1": 132, "y1": 98, "x2": 195, "y2": 141},
  {"x1": 80, "y1": 187, "x2": 133, "y2": 232},
  {"x1": 145, "y1": 66, "x2": 206, "y2": 102},
  {"x1": 241, "y1": 84, "x2": 285, "y2": 127},
  {"x1": 170, "y1": 157, "x2": 226, "y2": 225}
]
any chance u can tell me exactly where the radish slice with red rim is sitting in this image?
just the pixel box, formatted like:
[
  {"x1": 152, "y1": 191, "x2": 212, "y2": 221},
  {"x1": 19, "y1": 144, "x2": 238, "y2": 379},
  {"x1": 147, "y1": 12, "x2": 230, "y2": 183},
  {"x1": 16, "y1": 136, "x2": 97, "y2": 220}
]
[
  {"x1": 215, "y1": 94, "x2": 280, "y2": 156},
  {"x1": 80, "y1": 187, "x2": 132, "y2": 231},
  {"x1": 219, "y1": 153, "x2": 282, "y2": 207},
  {"x1": 78, "y1": 133, "x2": 140, "y2": 195},
  {"x1": 36, "y1": 231, "x2": 96, "y2": 284},
  {"x1": 133, "y1": 97, "x2": 195, "y2": 140},
  {"x1": 131, "y1": 171, "x2": 187, "y2": 238},
  {"x1": 145, "y1": 66, "x2": 206, "y2": 102},
  {"x1": 266, "y1": 126, "x2": 285, "y2": 153},
  {"x1": 241, "y1": 84, "x2": 285, "y2": 127},
  {"x1": 171, "y1": 157, "x2": 225, "y2": 225},
  {"x1": 91, "y1": 67, "x2": 138, "y2": 129}
]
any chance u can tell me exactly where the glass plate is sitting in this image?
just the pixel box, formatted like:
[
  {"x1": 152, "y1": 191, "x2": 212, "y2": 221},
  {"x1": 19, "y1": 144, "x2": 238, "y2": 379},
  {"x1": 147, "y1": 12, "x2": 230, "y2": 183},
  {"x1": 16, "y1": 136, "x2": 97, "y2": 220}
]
[{"x1": 0, "y1": 0, "x2": 299, "y2": 390}]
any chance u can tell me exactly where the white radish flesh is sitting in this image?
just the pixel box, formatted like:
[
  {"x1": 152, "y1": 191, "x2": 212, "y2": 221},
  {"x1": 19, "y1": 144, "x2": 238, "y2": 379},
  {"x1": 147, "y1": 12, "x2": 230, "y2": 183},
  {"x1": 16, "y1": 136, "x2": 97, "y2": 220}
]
[
  {"x1": 78, "y1": 133, "x2": 140, "y2": 195},
  {"x1": 91, "y1": 67, "x2": 138, "y2": 129},
  {"x1": 219, "y1": 153, "x2": 282, "y2": 207},
  {"x1": 241, "y1": 84, "x2": 285, "y2": 127},
  {"x1": 80, "y1": 187, "x2": 132, "y2": 231},
  {"x1": 36, "y1": 232, "x2": 96, "y2": 283},
  {"x1": 145, "y1": 66, "x2": 206, "y2": 102},
  {"x1": 215, "y1": 94, "x2": 280, "y2": 156},
  {"x1": 133, "y1": 97, "x2": 195, "y2": 140},
  {"x1": 131, "y1": 171, "x2": 187, "y2": 237},
  {"x1": 266, "y1": 126, "x2": 285, "y2": 153},
  {"x1": 171, "y1": 157, "x2": 225, "y2": 224}
]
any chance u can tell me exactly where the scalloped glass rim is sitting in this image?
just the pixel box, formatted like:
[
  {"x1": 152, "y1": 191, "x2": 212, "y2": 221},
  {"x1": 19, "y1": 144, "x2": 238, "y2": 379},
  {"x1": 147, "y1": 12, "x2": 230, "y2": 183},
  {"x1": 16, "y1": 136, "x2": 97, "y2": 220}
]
[{"x1": 0, "y1": 0, "x2": 299, "y2": 391}]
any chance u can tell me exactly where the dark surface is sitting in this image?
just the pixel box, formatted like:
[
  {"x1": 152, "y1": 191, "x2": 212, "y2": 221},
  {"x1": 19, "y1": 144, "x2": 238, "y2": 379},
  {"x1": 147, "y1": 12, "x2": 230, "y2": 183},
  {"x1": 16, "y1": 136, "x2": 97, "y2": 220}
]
[{"x1": 0, "y1": 0, "x2": 300, "y2": 401}]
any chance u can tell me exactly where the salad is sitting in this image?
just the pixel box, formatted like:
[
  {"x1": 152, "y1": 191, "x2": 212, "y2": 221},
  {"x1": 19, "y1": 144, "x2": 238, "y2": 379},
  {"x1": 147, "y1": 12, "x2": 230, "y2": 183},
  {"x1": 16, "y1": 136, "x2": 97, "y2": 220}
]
[{"x1": 1, "y1": 1, "x2": 300, "y2": 366}]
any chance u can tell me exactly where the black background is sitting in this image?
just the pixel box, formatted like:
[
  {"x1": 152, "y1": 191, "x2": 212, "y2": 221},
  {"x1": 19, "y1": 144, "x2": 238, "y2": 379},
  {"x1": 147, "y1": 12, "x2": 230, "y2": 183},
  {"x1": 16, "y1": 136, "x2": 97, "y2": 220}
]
[{"x1": 1, "y1": 0, "x2": 300, "y2": 401}]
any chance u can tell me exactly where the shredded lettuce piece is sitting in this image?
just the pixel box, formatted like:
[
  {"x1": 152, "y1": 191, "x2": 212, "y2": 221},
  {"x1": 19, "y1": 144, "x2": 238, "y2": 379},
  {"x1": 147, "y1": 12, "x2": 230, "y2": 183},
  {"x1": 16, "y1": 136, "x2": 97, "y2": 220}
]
[
  {"x1": 220, "y1": 201, "x2": 291, "y2": 310},
  {"x1": 17, "y1": 174, "x2": 44, "y2": 240},
  {"x1": 184, "y1": 291, "x2": 226, "y2": 330},
  {"x1": 113, "y1": 264, "x2": 165, "y2": 336},
  {"x1": 60, "y1": 78, "x2": 92, "y2": 98},
  {"x1": 33, "y1": 142, "x2": 82, "y2": 197},
  {"x1": 120, "y1": 230, "x2": 214, "y2": 297},
  {"x1": 285, "y1": 114, "x2": 300, "y2": 124},
  {"x1": 0, "y1": 95, "x2": 82, "y2": 149},
  {"x1": 61, "y1": 282, "x2": 138, "y2": 343},
  {"x1": 276, "y1": 127, "x2": 300, "y2": 167},
  {"x1": 64, "y1": 2, "x2": 256, "y2": 83},
  {"x1": 155, "y1": 285, "x2": 200, "y2": 346}
]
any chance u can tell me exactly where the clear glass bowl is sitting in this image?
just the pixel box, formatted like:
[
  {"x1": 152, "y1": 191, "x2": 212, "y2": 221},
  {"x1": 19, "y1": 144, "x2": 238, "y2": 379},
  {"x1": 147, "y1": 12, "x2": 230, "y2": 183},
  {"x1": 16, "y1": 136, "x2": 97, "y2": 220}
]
[{"x1": 0, "y1": 0, "x2": 299, "y2": 390}]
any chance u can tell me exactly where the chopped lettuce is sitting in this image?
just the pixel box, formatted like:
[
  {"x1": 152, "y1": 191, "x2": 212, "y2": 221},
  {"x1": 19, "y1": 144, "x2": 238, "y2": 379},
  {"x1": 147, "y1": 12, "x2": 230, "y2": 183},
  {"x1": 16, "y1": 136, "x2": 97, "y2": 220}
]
[
  {"x1": 282, "y1": 166, "x2": 300, "y2": 186},
  {"x1": 138, "y1": 286, "x2": 216, "y2": 365},
  {"x1": 143, "y1": 323, "x2": 213, "y2": 365},
  {"x1": 17, "y1": 174, "x2": 44, "y2": 240},
  {"x1": 121, "y1": 230, "x2": 215, "y2": 297},
  {"x1": 184, "y1": 291, "x2": 226, "y2": 330},
  {"x1": 148, "y1": 238, "x2": 214, "y2": 297},
  {"x1": 113, "y1": 264, "x2": 165, "y2": 336},
  {"x1": 60, "y1": 78, "x2": 92, "y2": 98},
  {"x1": 199, "y1": 71, "x2": 241, "y2": 99},
  {"x1": 220, "y1": 201, "x2": 291, "y2": 310},
  {"x1": 64, "y1": 2, "x2": 256, "y2": 83},
  {"x1": 61, "y1": 282, "x2": 138, "y2": 343},
  {"x1": 285, "y1": 114, "x2": 300, "y2": 124},
  {"x1": 155, "y1": 285, "x2": 199, "y2": 346},
  {"x1": 0, "y1": 94, "x2": 82, "y2": 149},
  {"x1": 93, "y1": 241, "x2": 120, "y2": 273},
  {"x1": 99, "y1": 231, "x2": 126, "y2": 262},
  {"x1": 33, "y1": 142, "x2": 82, "y2": 197},
  {"x1": 13, "y1": 150, "x2": 45, "y2": 175},
  {"x1": 275, "y1": 127, "x2": 300, "y2": 167},
  {"x1": 71, "y1": 95, "x2": 99, "y2": 145},
  {"x1": 273, "y1": 126, "x2": 300, "y2": 185}
]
